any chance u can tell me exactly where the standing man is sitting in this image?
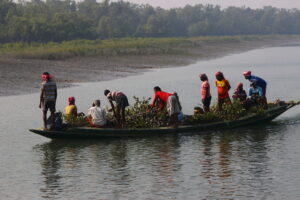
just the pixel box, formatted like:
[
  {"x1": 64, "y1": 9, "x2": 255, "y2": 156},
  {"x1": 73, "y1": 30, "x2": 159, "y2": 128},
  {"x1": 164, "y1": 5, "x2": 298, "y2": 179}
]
[
  {"x1": 215, "y1": 71, "x2": 231, "y2": 111},
  {"x1": 243, "y1": 71, "x2": 267, "y2": 106},
  {"x1": 104, "y1": 90, "x2": 129, "y2": 128},
  {"x1": 39, "y1": 72, "x2": 57, "y2": 130},
  {"x1": 199, "y1": 73, "x2": 212, "y2": 113}
]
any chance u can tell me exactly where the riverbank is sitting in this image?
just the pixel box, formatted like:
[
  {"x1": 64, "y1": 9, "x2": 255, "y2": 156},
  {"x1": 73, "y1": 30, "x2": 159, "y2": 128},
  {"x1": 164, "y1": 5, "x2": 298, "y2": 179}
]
[{"x1": 1, "y1": 35, "x2": 300, "y2": 96}]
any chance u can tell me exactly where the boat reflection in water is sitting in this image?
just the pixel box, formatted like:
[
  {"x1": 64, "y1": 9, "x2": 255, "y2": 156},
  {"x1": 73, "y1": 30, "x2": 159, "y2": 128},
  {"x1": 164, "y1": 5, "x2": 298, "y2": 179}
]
[{"x1": 33, "y1": 120, "x2": 290, "y2": 199}]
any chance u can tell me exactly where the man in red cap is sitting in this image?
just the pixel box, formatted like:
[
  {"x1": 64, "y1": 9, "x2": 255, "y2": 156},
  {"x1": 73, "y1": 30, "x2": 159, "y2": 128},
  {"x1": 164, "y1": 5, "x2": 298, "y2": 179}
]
[
  {"x1": 243, "y1": 71, "x2": 268, "y2": 107},
  {"x1": 215, "y1": 71, "x2": 231, "y2": 111},
  {"x1": 232, "y1": 82, "x2": 247, "y2": 102},
  {"x1": 64, "y1": 96, "x2": 78, "y2": 123},
  {"x1": 39, "y1": 72, "x2": 57, "y2": 130}
]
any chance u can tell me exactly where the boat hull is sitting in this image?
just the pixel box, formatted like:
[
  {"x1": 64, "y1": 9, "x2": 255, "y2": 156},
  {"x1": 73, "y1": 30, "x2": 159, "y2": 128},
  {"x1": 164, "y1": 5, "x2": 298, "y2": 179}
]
[{"x1": 29, "y1": 103, "x2": 296, "y2": 139}]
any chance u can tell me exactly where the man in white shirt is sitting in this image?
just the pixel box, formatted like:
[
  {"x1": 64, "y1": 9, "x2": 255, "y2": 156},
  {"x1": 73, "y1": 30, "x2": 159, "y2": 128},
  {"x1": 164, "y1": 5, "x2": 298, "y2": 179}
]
[{"x1": 87, "y1": 100, "x2": 107, "y2": 128}]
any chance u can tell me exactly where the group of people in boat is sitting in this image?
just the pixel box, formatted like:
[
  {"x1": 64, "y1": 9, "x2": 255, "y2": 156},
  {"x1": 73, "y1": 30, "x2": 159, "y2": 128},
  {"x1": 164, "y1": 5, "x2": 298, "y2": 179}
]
[
  {"x1": 40, "y1": 72, "x2": 131, "y2": 130},
  {"x1": 199, "y1": 70, "x2": 267, "y2": 113},
  {"x1": 39, "y1": 70, "x2": 267, "y2": 130}
]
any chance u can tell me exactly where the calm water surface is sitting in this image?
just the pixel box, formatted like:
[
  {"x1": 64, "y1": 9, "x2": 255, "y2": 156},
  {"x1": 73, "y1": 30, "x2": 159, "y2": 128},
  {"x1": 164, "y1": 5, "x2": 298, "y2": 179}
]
[{"x1": 1, "y1": 46, "x2": 300, "y2": 199}]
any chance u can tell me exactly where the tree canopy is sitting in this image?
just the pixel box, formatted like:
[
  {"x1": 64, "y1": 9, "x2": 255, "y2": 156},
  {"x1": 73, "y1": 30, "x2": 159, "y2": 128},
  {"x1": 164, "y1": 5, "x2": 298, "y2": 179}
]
[{"x1": 1, "y1": 0, "x2": 300, "y2": 43}]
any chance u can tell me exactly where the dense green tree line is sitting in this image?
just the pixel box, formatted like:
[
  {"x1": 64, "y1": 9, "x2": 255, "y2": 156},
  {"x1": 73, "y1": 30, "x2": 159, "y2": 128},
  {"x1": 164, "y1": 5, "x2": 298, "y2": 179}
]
[{"x1": 1, "y1": 0, "x2": 300, "y2": 43}]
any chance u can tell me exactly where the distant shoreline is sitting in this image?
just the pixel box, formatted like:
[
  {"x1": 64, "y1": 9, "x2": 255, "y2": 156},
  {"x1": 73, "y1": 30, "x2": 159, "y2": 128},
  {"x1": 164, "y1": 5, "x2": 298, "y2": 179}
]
[{"x1": 1, "y1": 35, "x2": 300, "y2": 96}]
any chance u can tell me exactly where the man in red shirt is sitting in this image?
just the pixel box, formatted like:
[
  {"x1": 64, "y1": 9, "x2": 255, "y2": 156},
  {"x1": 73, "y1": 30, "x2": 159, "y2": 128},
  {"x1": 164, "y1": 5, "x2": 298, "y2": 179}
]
[{"x1": 152, "y1": 86, "x2": 181, "y2": 127}]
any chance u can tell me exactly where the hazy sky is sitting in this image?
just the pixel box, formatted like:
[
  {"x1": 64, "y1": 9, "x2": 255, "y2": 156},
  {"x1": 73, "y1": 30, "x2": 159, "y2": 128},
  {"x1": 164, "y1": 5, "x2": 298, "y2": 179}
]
[{"x1": 119, "y1": 0, "x2": 300, "y2": 9}]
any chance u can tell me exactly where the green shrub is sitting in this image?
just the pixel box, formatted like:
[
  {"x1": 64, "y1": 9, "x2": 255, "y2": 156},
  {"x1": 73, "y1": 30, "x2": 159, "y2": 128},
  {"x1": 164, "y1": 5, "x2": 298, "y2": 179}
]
[
  {"x1": 216, "y1": 100, "x2": 247, "y2": 121},
  {"x1": 106, "y1": 96, "x2": 169, "y2": 128},
  {"x1": 188, "y1": 112, "x2": 222, "y2": 124},
  {"x1": 63, "y1": 113, "x2": 88, "y2": 127},
  {"x1": 188, "y1": 100, "x2": 248, "y2": 124},
  {"x1": 125, "y1": 97, "x2": 169, "y2": 128},
  {"x1": 0, "y1": 35, "x2": 276, "y2": 60}
]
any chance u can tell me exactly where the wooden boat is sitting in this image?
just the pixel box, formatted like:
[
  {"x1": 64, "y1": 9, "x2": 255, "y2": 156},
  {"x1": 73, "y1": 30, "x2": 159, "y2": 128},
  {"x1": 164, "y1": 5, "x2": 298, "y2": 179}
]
[{"x1": 29, "y1": 100, "x2": 300, "y2": 139}]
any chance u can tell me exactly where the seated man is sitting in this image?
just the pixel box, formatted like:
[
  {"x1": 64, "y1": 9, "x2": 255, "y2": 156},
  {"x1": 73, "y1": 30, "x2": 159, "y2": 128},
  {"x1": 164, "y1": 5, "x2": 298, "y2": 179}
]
[
  {"x1": 232, "y1": 83, "x2": 247, "y2": 102},
  {"x1": 87, "y1": 100, "x2": 107, "y2": 128},
  {"x1": 64, "y1": 97, "x2": 78, "y2": 123},
  {"x1": 247, "y1": 81, "x2": 264, "y2": 108}
]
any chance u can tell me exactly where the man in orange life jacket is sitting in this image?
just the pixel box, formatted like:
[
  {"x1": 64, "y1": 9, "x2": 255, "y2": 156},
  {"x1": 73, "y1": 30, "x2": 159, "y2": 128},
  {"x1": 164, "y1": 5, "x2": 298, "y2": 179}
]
[{"x1": 215, "y1": 71, "x2": 231, "y2": 111}]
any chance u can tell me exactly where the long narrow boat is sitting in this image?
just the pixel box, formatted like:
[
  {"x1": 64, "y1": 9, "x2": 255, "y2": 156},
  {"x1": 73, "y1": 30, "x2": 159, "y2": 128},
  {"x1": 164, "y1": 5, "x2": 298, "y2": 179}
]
[{"x1": 29, "y1": 100, "x2": 300, "y2": 139}]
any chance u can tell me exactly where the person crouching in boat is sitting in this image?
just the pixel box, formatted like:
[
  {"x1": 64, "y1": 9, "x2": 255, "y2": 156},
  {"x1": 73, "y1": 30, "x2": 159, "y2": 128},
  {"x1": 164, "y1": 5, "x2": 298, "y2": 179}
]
[
  {"x1": 39, "y1": 72, "x2": 57, "y2": 130},
  {"x1": 87, "y1": 100, "x2": 107, "y2": 128},
  {"x1": 215, "y1": 71, "x2": 231, "y2": 111},
  {"x1": 243, "y1": 71, "x2": 267, "y2": 108},
  {"x1": 151, "y1": 86, "x2": 182, "y2": 127},
  {"x1": 104, "y1": 90, "x2": 129, "y2": 128},
  {"x1": 199, "y1": 73, "x2": 212, "y2": 113},
  {"x1": 232, "y1": 83, "x2": 247, "y2": 103},
  {"x1": 64, "y1": 97, "x2": 78, "y2": 123},
  {"x1": 248, "y1": 81, "x2": 264, "y2": 108}
]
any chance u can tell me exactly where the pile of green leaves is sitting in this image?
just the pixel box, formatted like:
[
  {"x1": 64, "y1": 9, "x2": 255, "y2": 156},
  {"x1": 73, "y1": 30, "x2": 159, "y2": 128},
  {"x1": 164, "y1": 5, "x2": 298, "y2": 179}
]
[
  {"x1": 188, "y1": 100, "x2": 267, "y2": 124},
  {"x1": 108, "y1": 97, "x2": 271, "y2": 128},
  {"x1": 216, "y1": 100, "x2": 248, "y2": 121},
  {"x1": 106, "y1": 97, "x2": 169, "y2": 128},
  {"x1": 186, "y1": 111, "x2": 222, "y2": 124},
  {"x1": 125, "y1": 97, "x2": 169, "y2": 128},
  {"x1": 63, "y1": 113, "x2": 88, "y2": 127}
]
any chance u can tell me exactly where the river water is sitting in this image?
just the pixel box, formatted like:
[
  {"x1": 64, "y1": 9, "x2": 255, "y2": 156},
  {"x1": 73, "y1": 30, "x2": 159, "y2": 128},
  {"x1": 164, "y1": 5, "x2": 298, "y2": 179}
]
[{"x1": 1, "y1": 46, "x2": 300, "y2": 199}]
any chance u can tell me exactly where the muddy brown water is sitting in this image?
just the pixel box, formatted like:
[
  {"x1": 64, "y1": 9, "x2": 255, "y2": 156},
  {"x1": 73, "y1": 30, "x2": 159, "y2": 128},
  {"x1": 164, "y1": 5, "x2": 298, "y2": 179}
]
[{"x1": 1, "y1": 46, "x2": 300, "y2": 199}]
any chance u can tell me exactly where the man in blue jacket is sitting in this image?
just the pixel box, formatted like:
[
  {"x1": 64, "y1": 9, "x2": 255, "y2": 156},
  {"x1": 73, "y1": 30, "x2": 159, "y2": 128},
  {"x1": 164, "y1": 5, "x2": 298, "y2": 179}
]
[
  {"x1": 243, "y1": 71, "x2": 267, "y2": 96},
  {"x1": 244, "y1": 71, "x2": 267, "y2": 107}
]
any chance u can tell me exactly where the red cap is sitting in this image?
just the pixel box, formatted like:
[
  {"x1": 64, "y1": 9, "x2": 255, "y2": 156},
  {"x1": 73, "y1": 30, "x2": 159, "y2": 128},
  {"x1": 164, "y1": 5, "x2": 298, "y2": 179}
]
[
  {"x1": 42, "y1": 73, "x2": 53, "y2": 81},
  {"x1": 237, "y1": 82, "x2": 243, "y2": 89},
  {"x1": 215, "y1": 71, "x2": 223, "y2": 76},
  {"x1": 243, "y1": 71, "x2": 251, "y2": 76},
  {"x1": 68, "y1": 97, "x2": 75, "y2": 105}
]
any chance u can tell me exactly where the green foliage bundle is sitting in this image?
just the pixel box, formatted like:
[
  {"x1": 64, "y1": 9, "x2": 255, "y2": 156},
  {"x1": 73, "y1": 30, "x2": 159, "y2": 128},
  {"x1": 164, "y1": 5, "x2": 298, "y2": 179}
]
[
  {"x1": 63, "y1": 113, "x2": 88, "y2": 127},
  {"x1": 106, "y1": 96, "x2": 169, "y2": 128},
  {"x1": 108, "y1": 97, "x2": 269, "y2": 128},
  {"x1": 189, "y1": 100, "x2": 265, "y2": 124},
  {"x1": 125, "y1": 97, "x2": 169, "y2": 128},
  {"x1": 187, "y1": 112, "x2": 222, "y2": 124},
  {"x1": 216, "y1": 100, "x2": 248, "y2": 121},
  {"x1": 62, "y1": 98, "x2": 271, "y2": 128},
  {"x1": 248, "y1": 106, "x2": 266, "y2": 115}
]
